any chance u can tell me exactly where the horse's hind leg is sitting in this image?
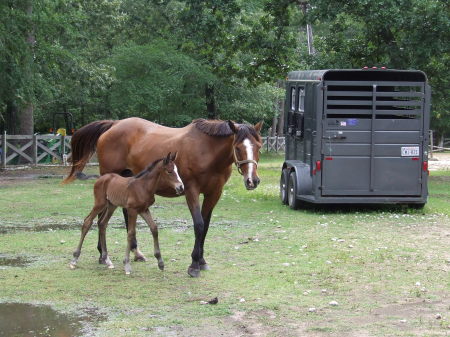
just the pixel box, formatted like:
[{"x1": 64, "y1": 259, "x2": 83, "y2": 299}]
[
  {"x1": 140, "y1": 209, "x2": 164, "y2": 271},
  {"x1": 70, "y1": 206, "x2": 104, "y2": 269},
  {"x1": 98, "y1": 205, "x2": 117, "y2": 269},
  {"x1": 124, "y1": 210, "x2": 138, "y2": 275},
  {"x1": 123, "y1": 208, "x2": 147, "y2": 262}
]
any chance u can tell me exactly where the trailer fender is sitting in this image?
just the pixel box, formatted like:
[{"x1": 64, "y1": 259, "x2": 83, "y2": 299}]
[{"x1": 283, "y1": 160, "x2": 313, "y2": 196}]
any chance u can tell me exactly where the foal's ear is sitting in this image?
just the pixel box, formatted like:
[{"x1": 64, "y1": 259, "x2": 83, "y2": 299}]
[
  {"x1": 164, "y1": 152, "x2": 171, "y2": 165},
  {"x1": 170, "y1": 151, "x2": 178, "y2": 162},
  {"x1": 254, "y1": 121, "x2": 263, "y2": 133},
  {"x1": 228, "y1": 120, "x2": 238, "y2": 134}
]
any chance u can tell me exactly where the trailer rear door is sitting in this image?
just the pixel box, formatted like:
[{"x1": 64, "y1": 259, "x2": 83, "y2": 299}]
[{"x1": 321, "y1": 78, "x2": 425, "y2": 196}]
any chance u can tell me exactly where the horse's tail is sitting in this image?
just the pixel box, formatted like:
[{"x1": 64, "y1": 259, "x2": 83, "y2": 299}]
[{"x1": 63, "y1": 120, "x2": 117, "y2": 184}]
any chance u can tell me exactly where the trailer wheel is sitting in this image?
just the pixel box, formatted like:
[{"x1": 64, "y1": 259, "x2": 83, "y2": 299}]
[
  {"x1": 408, "y1": 203, "x2": 425, "y2": 209},
  {"x1": 288, "y1": 171, "x2": 301, "y2": 210},
  {"x1": 280, "y1": 169, "x2": 289, "y2": 205}
]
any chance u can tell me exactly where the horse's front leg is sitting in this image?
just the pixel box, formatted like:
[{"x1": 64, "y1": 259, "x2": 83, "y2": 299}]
[
  {"x1": 140, "y1": 209, "x2": 164, "y2": 271},
  {"x1": 199, "y1": 190, "x2": 223, "y2": 271},
  {"x1": 124, "y1": 210, "x2": 138, "y2": 275},
  {"x1": 186, "y1": 190, "x2": 204, "y2": 278}
]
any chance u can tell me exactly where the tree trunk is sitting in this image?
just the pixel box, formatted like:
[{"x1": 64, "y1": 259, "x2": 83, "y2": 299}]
[
  {"x1": 205, "y1": 84, "x2": 218, "y2": 119},
  {"x1": 5, "y1": 101, "x2": 18, "y2": 134},
  {"x1": 276, "y1": 80, "x2": 285, "y2": 136},
  {"x1": 18, "y1": 0, "x2": 35, "y2": 136},
  {"x1": 271, "y1": 116, "x2": 277, "y2": 137}
]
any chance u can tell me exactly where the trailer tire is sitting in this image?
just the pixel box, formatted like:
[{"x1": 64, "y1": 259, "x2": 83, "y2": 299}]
[
  {"x1": 280, "y1": 169, "x2": 289, "y2": 205},
  {"x1": 408, "y1": 203, "x2": 425, "y2": 209},
  {"x1": 288, "y1": 171, "x2": 301, "y2": 210}
]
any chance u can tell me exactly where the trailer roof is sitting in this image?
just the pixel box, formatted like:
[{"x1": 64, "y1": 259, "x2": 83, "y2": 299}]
[{"x1": 287, "y1": 69, "x2": 427, "y2": 82}]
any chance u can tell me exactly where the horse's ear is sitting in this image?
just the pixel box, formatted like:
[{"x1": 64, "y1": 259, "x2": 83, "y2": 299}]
[
  {"x1": 254, "y1": 121, "x2": 263, "y2": 133},
  {"x1": 228, "y1": 120, "x2": 238, "y2": 134},
  {"x1": 171, "y1": 151, "x2": 178, "y2": 162},
  {"x1": 164, "y1": 152, "x2": 171, "y2": 165}
]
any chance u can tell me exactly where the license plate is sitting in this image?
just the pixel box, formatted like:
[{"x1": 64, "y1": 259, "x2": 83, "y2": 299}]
[{"x1": 401, "y1": 146, "x2": 419, "y2": 156}]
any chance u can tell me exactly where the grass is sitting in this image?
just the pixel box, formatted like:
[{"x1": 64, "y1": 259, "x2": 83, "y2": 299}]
[{"x1": 0, "y1": 153, "x2": 449, "y2": 336}]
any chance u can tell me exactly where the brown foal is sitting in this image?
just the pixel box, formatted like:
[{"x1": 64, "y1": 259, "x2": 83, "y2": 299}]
[{"x1": 69, "y1": 152, "x2": 184, "y2": 274}]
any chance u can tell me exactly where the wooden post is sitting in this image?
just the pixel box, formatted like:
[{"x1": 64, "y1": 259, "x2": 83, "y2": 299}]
[
  {"x1": 61, "y1": 134, "x2": 66, "y2": 164},
  {"x1": 1, "y1": 131, "x2": 6, "y2": 168},
  {"x1": 32, "y1": 134, "x2": 37, "y2": 165}
]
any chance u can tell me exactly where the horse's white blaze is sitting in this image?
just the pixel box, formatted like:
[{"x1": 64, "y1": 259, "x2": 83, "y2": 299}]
[
  {"x1": 243, "y1": 138, "x2": 254, "y2": 178},
  {"x1": 174, "y1": 165, "x2": 184, "y2": 187}
]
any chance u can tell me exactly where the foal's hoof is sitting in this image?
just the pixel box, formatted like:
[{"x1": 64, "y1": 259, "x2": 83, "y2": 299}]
[
  {"x1": 200, "y1": 263, "x2": 210, "y2": 271},
  {"x1": 134, "y1": 255, "x2": 147, "y2": 262},
  {"x1": 187, "y1": 267, "x2": 200, "y2": 278}
]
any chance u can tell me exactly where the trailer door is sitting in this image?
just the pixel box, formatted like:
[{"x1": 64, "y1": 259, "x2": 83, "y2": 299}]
[{"x1": 321, "y1": 80, "x2": 425, "y2": 196}]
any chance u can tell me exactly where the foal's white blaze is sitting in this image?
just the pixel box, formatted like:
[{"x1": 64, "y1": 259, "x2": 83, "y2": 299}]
[
  {"x1": 243, "y1": 138, "x2": 255, "y2": 179},
  {"x1": 174, "y1": 165, "x2": 184, "y2": 188}
]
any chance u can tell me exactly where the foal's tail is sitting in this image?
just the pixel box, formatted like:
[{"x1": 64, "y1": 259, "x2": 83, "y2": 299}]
[{"x1": 63, "y1": 120, "x2": 117, "y2": 184}]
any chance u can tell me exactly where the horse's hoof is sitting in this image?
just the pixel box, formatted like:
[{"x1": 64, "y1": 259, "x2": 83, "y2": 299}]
[
  {"x1": 158, "y1": 262, "x2": 164, "y2": 271},
  {"x1": 69, "y1": 263, "x2": 76, "y2": 270},
  {"x1": 134, "y1": 255, "x2": 147, "y2": 262},
  {"x1": 107, "y1": 264, "x2": 115, "y2": 269},
  {"x1": 125, "y1": 271, "x2": 131, "y2": 275},
  {"x1": 200, "y1": 263, "x2": 210, "y2": 271},
  {"x1": 187, "y1": 267, "x2": 200, "y2": 278}
]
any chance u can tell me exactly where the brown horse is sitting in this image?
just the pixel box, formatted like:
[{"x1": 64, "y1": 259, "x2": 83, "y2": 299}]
[
  {"x1": 69, "y1": 152, "x2": 184, "y2": 274},
  {"x1": 64, "y1": 117, "x2": 262, "y2": 277}
]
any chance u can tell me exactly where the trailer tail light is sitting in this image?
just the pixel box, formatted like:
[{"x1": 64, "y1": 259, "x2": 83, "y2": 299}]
[
  {"x1": 325, "y1": 157, "x2": 333, "y2": 160},
  {"x1": 316, "y1": 160, "x2": 321, "y2": 171},
  {"x1": 412, "y1": 157, "x2": 419, "y2": 161},
  {"x1": 422, "y1": 161, "x2": 429, "y2": 174}
]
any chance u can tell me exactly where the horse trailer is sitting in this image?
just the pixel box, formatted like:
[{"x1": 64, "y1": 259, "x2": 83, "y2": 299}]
[{"x1": 280, "y1": 69, "x2": 430, "y2": 208}]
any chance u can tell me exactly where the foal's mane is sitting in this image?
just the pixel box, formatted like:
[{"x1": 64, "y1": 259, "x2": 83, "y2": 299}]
[
  {"x1": 134, "y1": 158, "x2": 164, "y2": 179},
  {"x1": 192, "y1": 119, "x2": 260, "y2": 142}
]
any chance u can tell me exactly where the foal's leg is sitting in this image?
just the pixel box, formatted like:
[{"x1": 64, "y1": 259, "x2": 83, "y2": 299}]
[
  {"x1": 140, "y1": 209, "x2": 164, "y2": 271},
  {"x1": 98, "y1": 205, "x2": 117, "y2": 269},
  {"x1": 124, "y1": 210, "x2": 138, "y2": 275},
  {"x1": 70, "y1": 205, "x2": 105, "y2": 269},
  {"x1": 123, "y1": 208, "x2": 147, "y2": 262}
]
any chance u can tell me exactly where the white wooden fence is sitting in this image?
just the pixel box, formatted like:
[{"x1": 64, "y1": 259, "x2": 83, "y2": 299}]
[
  {"x1": 1, "y1": 132, "x2": 71, "y2": 167},
  {"x1": 262, "y1": 136, "x2": 286, "y2": 152}
]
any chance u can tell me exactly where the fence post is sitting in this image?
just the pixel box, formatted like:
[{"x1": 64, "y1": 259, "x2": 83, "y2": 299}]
[
  {"x1": 32, "y1": 134, "x2": 37, "y2": 165},
  {"x1": 275, "y1": 136, "x2": 278, "y2": 153},
  {"x1": 266, "y1": 136, "x2": 269, "y2": 152},
  {"x1": 1, "y1": 131, "x2": 6, "y2": 168},
  {"x1": 61, "y1": 134, "x2": 67, "y2": 164}
]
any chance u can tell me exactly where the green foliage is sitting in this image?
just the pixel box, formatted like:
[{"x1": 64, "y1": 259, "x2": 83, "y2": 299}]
[
  {"x1": 108, "y1": 42, "x2": 214, "y2": 125},
  {"x1": 1, "y1": 0, "x2": 449, "y2": 135}
]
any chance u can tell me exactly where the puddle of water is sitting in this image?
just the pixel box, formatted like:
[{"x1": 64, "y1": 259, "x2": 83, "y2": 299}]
[
  {"x1": 0, "y1": 254, "x2": 33, "y2": 269},
  {"x1": 0, "y1": 303, "x2": 105, "y2": 337}
]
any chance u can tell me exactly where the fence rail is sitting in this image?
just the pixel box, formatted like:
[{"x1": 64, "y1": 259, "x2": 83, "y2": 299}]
[
  {"x1": 262, "y1": 136, "x2": 286, "y2": 152},
  {"x1": 1, "y1": 132, "x2": 71, "y2": 167},
  {"x1": 3, "y1": 131, "x2": 445, "y2": 167}
]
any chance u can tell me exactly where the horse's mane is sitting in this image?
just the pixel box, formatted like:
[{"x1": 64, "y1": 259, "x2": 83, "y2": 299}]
[
  {"x1": 192, "y1": 119, "x2": 233, "y2": 137},
  {"x1": 192, "y1": 119, "x2": 260, "y2": 142},
  {"x1": 134, "y1": 158, "x2": 164, "y2": 179}
]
